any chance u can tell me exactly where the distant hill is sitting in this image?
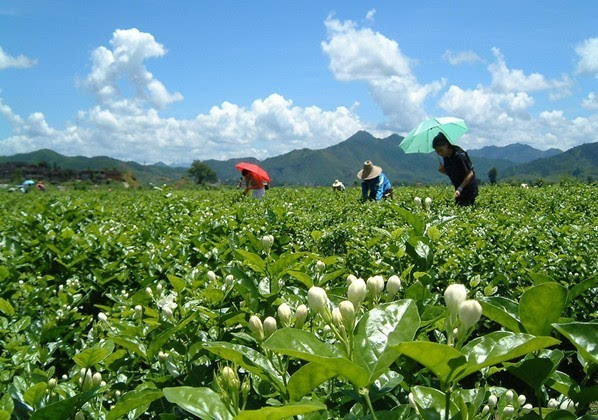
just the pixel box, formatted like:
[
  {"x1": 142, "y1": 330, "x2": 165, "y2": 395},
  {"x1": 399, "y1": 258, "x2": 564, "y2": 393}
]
[
  {"x1": 1, "y1": 134, "x2": 595, "y2": 186},
  {"x1": 469, "y1": 143, "x2": 563, "y2": 163},
  {"x1": 501, "y1": 142, "x2": 598, "y2": 181},
  {"x1": 203, "y1": 131, "x2": 517, "y2": 185},
  {"x1": 0, "y1": 149, "x2": 188, "y2": 183}
]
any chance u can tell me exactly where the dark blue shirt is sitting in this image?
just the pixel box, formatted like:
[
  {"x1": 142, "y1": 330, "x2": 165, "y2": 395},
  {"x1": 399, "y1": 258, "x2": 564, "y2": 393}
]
[{"x1": 361, "y1": 173, "x2": 392, "y2": 201}]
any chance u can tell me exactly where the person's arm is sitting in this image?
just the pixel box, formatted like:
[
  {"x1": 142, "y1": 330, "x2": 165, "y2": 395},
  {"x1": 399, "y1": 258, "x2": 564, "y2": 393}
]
[
  {"x1": 455, "y1": 171, "x2": 475, "y2": 198},
  {"x1": 361, "y1": 182, "x2": 368, "y2": 200},
  {"x1": 438, "y1": 164, "x2": 446, "y2": 174}
]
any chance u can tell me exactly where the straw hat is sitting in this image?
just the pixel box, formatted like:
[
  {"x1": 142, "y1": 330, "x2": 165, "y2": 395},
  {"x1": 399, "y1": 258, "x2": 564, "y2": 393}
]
[{"x1": 357, "y1": 160, "x2": 382, "y2": 180}]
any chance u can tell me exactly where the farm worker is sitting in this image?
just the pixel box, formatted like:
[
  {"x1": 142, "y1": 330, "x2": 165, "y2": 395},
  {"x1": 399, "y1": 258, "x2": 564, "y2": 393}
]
[
  {"x1": 36, "y1": 181, "x2": 46, "y2": 192},
  {"x1": 357, "y1": 161, "x2": 393, "y2": 201},
  {"x1": 241, "y1": 169, "x2": 266, "y2": 199},
  {"x1": 433, "y1": 133, "x2": 478, "y2": 206},
  {"x1": 332, "y1": 179, "x2": 345, "y2": 191}
]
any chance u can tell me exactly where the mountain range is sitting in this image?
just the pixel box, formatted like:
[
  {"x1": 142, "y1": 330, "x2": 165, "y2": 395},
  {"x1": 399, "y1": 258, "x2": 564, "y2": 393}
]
[{"x1": 1, "y1": 131, "x2": 596, "y2": 185}]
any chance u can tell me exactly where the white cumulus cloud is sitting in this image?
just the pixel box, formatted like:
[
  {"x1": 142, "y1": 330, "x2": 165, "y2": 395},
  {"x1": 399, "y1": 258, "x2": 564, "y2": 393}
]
[
  {"x1": 365, "y1": 9, "x2": 376, "y2": 22},
  {"x1": 581, "y1": 92, "x2": 598, "y2": 110},
  {"x1": 321, "y1": 16, "x2": 444, "y2": 131},
  {"x1": 0, "y1": 46, "x2": 37, "y2": 70},
  {"x1": 443, "y1": 50, "x2": 483, "y2": 66},
  {"x1": 575, "y1": 37, "x2": 598, "y2": 76}
]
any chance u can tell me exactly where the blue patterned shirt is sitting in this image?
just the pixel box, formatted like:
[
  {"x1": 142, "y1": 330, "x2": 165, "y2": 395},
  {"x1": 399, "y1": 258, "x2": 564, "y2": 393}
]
[{"x1": 361, "y1": 173, "x2": 392, "y2": 201}]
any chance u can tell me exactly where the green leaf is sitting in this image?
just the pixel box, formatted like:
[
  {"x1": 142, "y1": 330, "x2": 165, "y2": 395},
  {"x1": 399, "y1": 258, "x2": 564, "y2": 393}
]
[
  {"x1": 546, "y1": 370, "x2": 580, "y2": 397},
  {"x1": 479, "y1": 297, "x2": 522, "y2": 333},
  {"x1": 228, "y1": 267, "x2": 259, "y2": 312},
  {"x1": 148, "y1": 313, "x2": 197, "y2": 359},
  {"x1": 203, "y1": 342, "x2": 285, "y2": 391},
  {"x1": 287, "y1": 270, "x2": 313, "y2": 288},
  {"x1": 163, "y1": 387, "x2": 232, "y2": 420},
  {"x1": 73, "y1": 346, "x2": 111, "y2": 369},
  {"x1": 263, "y1": 328, "x2": 369, "y2": 387},
  {"x1": 393, "y1": 206, "x2": 425, "y2": 236},
  {"x1": 0, "y1": 394, "x2": 14, "y2": 415},
  {"x1": 30, "y1": 391, "x2": 97, "y2": 420},
  {"x1": 106, "y1": 389, "x2": 163, "y2": 420},
  {"x1": 552, "y1": 322, "x2": 598, "y2": 365},
  {"x1": 167, "y1": 274, "x2": 186, "y2": 294},
  {"x1": 0, "y1": 298, "x2": 14, "y2": 316},
  {"x1": 519, "y1": 282, "x2": 567, "y2": 336},
  {"x1": 353, "y1": 300, "x2": 420, "y2": 384},
  {"x1": 506, "y1": 357, "x2": 557, "y2": 390},
  {"x1": 527, "y1": 271, "x2": 555, "y2": 285},
  {"x1": 411, "y1": 386, "x2": 459, "y2": 419},
  {"x1": 0, "y1": 410, "x2": 9, "y2": 420},
  {"x1": 568, "y1": 274, "x2": 597, "y2": 304},
  {"x1": 393, "y1": 342, "x2": 466, "y2": 384},
  {"x1": 287, "y1": 363, "x2": 337, "y2": 401},
  {"x1": 235, "y1": 249, "x2": 266, "y2": 273},
  {"x1": 544, "y1": 410, "x2": 576, "y2": 420},
  {"x1": 112, "y1": 337, "x2": 147, "y2": 361},
  {"x1": 270, "y1": 252, "x2": 308, "y2": 276},
  {"x1": 235, "y1": 400, "x2": 327, "y2": 420},
  {"x1": 458, "y1": 332, "x2": 560, "y2": 381},
  {"x1": 24, "y1": 383, "x2": 47, "y2": 408}
]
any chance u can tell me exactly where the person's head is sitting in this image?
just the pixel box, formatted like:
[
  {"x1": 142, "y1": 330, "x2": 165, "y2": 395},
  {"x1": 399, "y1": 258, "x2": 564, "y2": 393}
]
[
  {"x1": 241, "y1": 169, "x2": 249, "y2": 178},
  {"x1": 432, "y1": 132, "x2": 453, "y2": 158}
]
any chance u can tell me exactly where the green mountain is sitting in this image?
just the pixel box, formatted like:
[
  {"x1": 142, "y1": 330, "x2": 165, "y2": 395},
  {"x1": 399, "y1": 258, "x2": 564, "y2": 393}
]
[
  {"x1": 469, "y1": 143, "x2": 562, "y2": 163},
  {"x1": 0, "y1": 149, "x2": 188, "y2": 183},
  {"x1": 501, "y1": 142, "x2": 598, "y2": 182},
  {"x1": 203, "y1": 131, "x2": 517, "y2": 186}
]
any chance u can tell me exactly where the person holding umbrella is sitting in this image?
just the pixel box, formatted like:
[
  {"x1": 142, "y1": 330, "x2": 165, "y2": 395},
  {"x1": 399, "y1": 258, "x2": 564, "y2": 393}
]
[
  {"x1": 357, "y1": 160, "x2": 393, "y2": 201},
  {"x1": 399, "y1": 117, "x2": 477, "y2": 206},
  {"x1": 433, "y1": 132, "x2": 478, "y2": 206},
  {"x1": 235, "y1": 162, "x2": 270, "y2": 200}
]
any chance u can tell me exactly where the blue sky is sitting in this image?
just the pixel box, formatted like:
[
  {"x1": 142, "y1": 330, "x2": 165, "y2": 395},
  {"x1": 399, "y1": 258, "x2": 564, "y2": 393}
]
[{"x1": 0, "y1": 1, "x2": 596, "y2": 163}]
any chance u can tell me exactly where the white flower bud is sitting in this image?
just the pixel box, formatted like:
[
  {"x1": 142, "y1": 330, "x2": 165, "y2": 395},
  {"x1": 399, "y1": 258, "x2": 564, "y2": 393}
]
[
  {"x1": 561, "y1": 399, "x2": 575, "y2": 412},
  {"x1": 221, "y1": 366, "x2": 239, "y2": 389},
  {"x1": 458, "y1": 299, "x2": 482, "y2": 329},
  {"x1": 503, "y1": 405, "x2": 514, "y2": 415},
  {"x1": 315, "y1": 260, "x2": 326, "y2": 272},
  {"x1": 207, "y1": 271, "x2": 216, "y2": 282},
  {"x1": 323, "y1": 325, "x2": 331, "y2": 334},
  {"x1": 75, "y1": 412, "x2": 85, "y2": 420},
  {"x1": 115, "y1": 390, "x2": 122, "y2": 397},
  {"x1": 517, "y1": 394, "x2": 526, "y2": 406},
  {"x1": 444, "y1": 284, "x2": 467, "y2": 317},
  {"x1": 521, "y1": 404, "x2": 533, "y2": 414},
  {"x1": 92, "y1": 372, "x2": 102, "y2": 387},
  {"x1": 488, "y1": 395, "x2": 497, "y2": 407},
  {"x1": 156, "y1": 283, "x2": 163, "y2": 293},
  {"x1": 424, "y1": 197, "x2": 432, "y2": 209},
  {"x1": 61, "y1": 374, "x2": 67, "y2": 380},
  {"x1": 453, "y1": 327, "x2": 459, "y2": 336},
  {"x1": 346, "y1": 274, "x2": 358, "y2": 286},
  {"x1": 548, "y1": 398, "x2": 558, "y2": 409},
  {"x1": 307, "y1": 287, "x2": 329, "y2": 315},
  {"x1": 263, "y1": 316, "x2": 277, "y2": 338},
  {"x1": 145, "y1": 287, "x2": 153, "y2": 296},
  {"x1": 98, "y1": 312, "x2": 108, "y2": 322},
  {"x1": 277, "y1": 303, "x2": 292, "y2": 327},
  {"x1": 224, "y1": 275, "x2": 234, "y2": 286},
  {"x1": 386, "y1": 275, "x2": 401, "y2": 295},
  {"x1": 100, "y1": 381, "x2": 106, "y2": 387},
  {"x1": 135, "y1": 305, "x2": 143, "y2": 315},
  {"x1": 505, "y1": 390, "x2": 514, "y2": 403},
  {"x1": 348, "y1": 278, "x2": 367, "y2": 306},
  {"x1": 48, "y1": 378, "x2": 57, "y2": 388},
  {"x1": 367, "y1": 275, "x2": 385, "y2": 299},
  {"x1": 332, "y1": 307, "x2": 343, "y2": 329},
  {"x1": 158, "y1": 351, "x2": 168, "y2": 361},
  {"x1": 248, "y1": 315, "x2": 264, "y2": 341},
  {"x1": 295, "y1": 304, "x2": 308, "y2": 329},
  {"x1": 414, "y1": 197, "x2": 422, "y2": 207},
  {"x1": 481, "y1": 405, "x2": 490, "y2": 415},
  {"x1": 339, "y1": 300, "x2": 355, "y2": 331},
  {"x1": 261, "y1": 235, "x2": 274, "y2": 250}
]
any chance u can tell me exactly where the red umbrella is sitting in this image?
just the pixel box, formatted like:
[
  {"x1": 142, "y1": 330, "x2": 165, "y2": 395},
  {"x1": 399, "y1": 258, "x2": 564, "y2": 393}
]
[{"x1": 235, "y1": 162, "x2": 271, "y2": 183}]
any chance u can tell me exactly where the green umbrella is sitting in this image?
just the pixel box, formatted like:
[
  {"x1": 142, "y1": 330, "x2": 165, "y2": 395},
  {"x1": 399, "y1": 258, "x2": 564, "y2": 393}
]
[{"x1": 399, "y1": 117, "x2": 468, "y2": 154}]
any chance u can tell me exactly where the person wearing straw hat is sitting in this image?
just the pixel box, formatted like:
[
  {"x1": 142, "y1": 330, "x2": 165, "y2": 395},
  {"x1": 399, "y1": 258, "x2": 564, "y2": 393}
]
[
  {"x1": 332, "y1": 179, "x2": 345, "y2": 191},
  {"x1": 432, "y1": 132, "x2": 478, "y2": 206},
  {"x1": 357, "y1": 161, "x2": 393, "y2": 201}
]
